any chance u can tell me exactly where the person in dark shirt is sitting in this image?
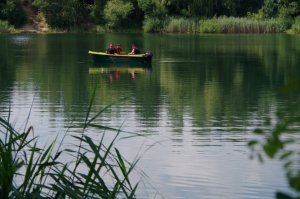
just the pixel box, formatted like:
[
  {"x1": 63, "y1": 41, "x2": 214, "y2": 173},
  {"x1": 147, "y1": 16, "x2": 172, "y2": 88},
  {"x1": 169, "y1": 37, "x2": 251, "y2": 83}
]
[
  {"x1": 106, "y1": 43, "x2": 115, "y2": 54},
  {"x1": 128, "y1": 43, "x2": 140, "y2": 55}
]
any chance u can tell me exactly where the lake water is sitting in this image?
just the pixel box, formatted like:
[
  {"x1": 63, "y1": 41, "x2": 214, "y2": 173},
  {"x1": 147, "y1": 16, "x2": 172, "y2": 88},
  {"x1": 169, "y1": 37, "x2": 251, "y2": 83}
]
[{"x1": 1, "y1": 33, "x2": 300, "y2": 199}]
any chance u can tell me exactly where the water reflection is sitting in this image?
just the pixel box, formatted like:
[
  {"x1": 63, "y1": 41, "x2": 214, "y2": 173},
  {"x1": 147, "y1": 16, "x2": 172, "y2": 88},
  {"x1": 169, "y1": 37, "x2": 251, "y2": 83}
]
[
  {"x1": 89, "y1": 63, "x2": 152, "y2": 82},
  {"x1": 9, "y1": 34, "x2": 32, "y2": 46},
  {"x1": 1, "y1": 33, "x2": 300, "y2": 199}
]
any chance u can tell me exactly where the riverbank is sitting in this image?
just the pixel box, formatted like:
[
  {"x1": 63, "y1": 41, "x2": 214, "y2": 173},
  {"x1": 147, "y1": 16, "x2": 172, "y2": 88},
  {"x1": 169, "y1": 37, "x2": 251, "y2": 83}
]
[
  {"x1": 159, "y1": 16, "x2": 300, "y2": 34},
  {"x1": 1, "y1": 16, "x2": 300, "y2": 34}
]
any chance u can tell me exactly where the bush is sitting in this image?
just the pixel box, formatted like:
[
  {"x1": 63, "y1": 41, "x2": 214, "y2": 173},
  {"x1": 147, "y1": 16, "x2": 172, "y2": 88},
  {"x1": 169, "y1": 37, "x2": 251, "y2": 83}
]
[
  {"x1": 199, "y1": 17, "x2": 222, "y2": 33},
  {"x1": 290, "y1": 16, "x2": 300, "y2": 34},
  {"x1": 143, "y1": 17, "x2": 163, "y2": 33},
  {"x1": 0, "y1": 20, "x2": 17, "y2": 33},
  {"x1": 0, "y1": 0, "x2": 26, "y2": 27}
]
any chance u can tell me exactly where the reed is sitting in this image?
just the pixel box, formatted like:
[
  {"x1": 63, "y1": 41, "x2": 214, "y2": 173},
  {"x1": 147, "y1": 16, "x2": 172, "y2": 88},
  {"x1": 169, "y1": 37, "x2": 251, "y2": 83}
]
[
  {"x1": 0, "y1": 95, "x2": 138, "y2": 198},
  {"x1": 199, "y1": 16, "x2": 289, "y2": 33},
  {"x1": 164, "y1": 17, "x2": 199, "y2": 33}
]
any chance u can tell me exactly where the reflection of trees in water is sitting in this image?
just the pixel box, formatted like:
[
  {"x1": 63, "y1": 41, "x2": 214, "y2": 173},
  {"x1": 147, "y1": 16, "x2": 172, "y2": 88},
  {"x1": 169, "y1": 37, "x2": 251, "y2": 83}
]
[
  {"x1": 0, "y1": 37, "x2": 16, "y2": 91},
  {"x1": 154, "y1": 35, "x2": 300, "y2": 128},
  {"x1": 150, "y1": 35, "x2": 300, "y2": 198},
  {"x1": 0, "y1": 34, "x2": 91, "y2": 120},
  {"x1": 2, "y1": 34, "x2": 300, "y2": 134},
  {"x1": 0, "y1": 36, "x2": 17, "y2": 110}
]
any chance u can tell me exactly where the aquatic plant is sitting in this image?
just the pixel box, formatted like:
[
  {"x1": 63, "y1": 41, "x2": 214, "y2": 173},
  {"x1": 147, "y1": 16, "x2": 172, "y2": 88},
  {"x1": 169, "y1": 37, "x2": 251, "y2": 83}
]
[
  {"x1": 199, "y1": 16, "x2": 289, "y2": 33},
  {"x1": 164, "y1": 17, "x2": 199, "y2": 33},
  {"x1": 0, "y1": 96, "x2": 138, "y2": 198}
]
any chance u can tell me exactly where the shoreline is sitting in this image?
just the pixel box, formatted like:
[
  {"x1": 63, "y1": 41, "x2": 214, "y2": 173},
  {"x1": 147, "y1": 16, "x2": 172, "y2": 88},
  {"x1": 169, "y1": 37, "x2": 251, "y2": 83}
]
[{"x1": 1, "y1": 17, "x2": 299, "y2": 35}]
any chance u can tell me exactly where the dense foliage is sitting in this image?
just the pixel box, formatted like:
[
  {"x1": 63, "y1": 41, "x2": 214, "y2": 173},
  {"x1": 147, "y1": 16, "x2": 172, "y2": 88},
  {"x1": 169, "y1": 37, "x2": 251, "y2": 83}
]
[
  {"x1": 1, "y1": 0, "x2": 300, "y2": 32},
  {"x1": 0, "y1": 0, "x2": 26, "y2": 27}
]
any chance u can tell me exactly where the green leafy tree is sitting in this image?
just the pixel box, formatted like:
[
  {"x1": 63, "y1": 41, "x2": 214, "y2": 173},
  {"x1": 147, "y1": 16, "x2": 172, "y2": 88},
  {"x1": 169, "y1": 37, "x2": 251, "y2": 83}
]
[
  {"x1": 137, "y1": 0, "x2": 166, "y2": 32},
  {"x1": 90, "y1": 0, "x2": 106, "y2": 24},
  {"x1": 33, "y1": 0, "x2": 80, "y2": 29},
  {"x1": 0, "y1": 0, "x2": 26, "y2": 27},
  {"x1": 104, "y1": 0, "x2": 134, "y2": 29},
  {"x1": 278, "y1": 1, "x2": 300, "y2": 18},
  {"x1": 158, "y1": 0, "x2": 263, "y2": 18},
  {"x1": 262, "y1": 0, "x2": 279, "y2": 18}
]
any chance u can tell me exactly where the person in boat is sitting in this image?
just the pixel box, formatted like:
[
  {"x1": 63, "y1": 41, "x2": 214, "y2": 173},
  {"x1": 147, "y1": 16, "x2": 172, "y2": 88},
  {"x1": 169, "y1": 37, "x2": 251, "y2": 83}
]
[
  {"x1": 128, "y1": 43, "x2": 140, "y2": 55},
  {"x1": 106, "y1": 43, "x2": 115, "y2": 54},
  {"x1": 115, "y1": 44, "x2": 122, "y2": 54}
]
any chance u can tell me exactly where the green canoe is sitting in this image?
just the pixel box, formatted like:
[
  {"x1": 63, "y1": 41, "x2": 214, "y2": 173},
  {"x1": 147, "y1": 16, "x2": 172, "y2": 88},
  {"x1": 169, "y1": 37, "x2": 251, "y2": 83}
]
[{"x1": 88, "y1": 51, "x2": 153, "y2": 65}]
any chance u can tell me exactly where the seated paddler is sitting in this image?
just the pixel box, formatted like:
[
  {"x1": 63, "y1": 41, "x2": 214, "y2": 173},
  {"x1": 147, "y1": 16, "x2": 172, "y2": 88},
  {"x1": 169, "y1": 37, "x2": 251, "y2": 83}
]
[
  {"x1": 128, "y1": 43, "x2": 140, "y2": 55},
  {"x1": 106, "y1": 43, "x2": 116, "y2": 54}
]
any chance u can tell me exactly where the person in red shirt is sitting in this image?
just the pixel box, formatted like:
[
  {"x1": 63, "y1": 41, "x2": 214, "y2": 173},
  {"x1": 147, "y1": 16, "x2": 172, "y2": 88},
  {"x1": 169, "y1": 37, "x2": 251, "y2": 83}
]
[{"x1": 115, "y1": 44, "x2": 122, "y2": 54}]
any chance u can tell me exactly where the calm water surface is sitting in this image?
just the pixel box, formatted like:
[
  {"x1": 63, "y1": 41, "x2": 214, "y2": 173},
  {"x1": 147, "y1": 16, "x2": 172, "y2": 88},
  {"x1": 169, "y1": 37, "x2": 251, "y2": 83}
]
[{"x1": 1, "y1": 33, "x2": 300, "y2": 199}]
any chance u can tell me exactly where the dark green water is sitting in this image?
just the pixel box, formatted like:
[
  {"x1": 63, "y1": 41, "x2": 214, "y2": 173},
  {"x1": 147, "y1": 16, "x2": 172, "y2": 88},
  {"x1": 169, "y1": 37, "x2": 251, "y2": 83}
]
[{"x1": 1, "y1": 33, "x2": 300, "y2": 198}]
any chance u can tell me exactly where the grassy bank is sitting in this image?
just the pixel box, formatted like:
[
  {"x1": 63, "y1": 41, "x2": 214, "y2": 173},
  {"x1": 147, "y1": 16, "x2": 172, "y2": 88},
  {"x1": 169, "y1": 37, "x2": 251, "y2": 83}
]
[
  {"x1": 0, "y1": 99, "x2": 139, "y2": 198},
  {"x1": 199, "y1": 16, "x2": 290, "y2": 33},
  {"x1": 152, "y1": 17, "x2": 300, "y2": 33},
  {"x1": 159, "y1": 16, "x2": 292, "y2": 34},
  {"x1": 1, "y1": 16, "x2": 299, "y2": 34}
]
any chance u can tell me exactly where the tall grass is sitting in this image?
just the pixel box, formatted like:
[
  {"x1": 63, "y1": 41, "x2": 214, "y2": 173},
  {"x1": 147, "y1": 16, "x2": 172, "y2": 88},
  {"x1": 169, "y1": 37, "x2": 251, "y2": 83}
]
[
  {"x1": 199, "y1": 16, "x2": 290, "y2": 33},
  {"x1": 164, "y1": 17, "x2": 199, "y2": 33},
  {"x1": 155, "y1": 16, "x2": 290, "y2": 34},
  {"x1": 0, "y1": 96, "x2": 139, "y2": 198}
]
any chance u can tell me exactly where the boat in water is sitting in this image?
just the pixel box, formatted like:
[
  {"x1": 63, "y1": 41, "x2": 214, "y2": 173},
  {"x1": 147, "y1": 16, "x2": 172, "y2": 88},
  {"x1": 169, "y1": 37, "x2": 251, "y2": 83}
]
[{"x1": 88, "y1": 51, "x2": 153, "y2": 66}]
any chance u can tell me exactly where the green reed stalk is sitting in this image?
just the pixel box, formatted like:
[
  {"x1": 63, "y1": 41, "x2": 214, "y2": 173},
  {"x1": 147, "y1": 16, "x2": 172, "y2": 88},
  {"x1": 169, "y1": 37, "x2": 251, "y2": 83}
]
[
  {"x1": 199, "y1": 16, "x2": 289, "y2": 33},
  {"x1": 164, "y1": 17, "x2": 199, "y2": 33},
  {"x1": 0, "y1": 96, "x2": 139, "y2": 198}
]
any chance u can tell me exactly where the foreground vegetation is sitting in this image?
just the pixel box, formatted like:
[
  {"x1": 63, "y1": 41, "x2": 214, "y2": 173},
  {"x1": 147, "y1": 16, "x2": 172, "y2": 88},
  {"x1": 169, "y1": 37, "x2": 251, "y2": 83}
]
[
  {"x1": 1, "y1": 0, "x2": 300, "y2": 33},
  {"x1": 0, "y1": 98, "x2": 139, "y2": 198},
  {"x1": 248, "y1": 79, "x2": 300, "y2": 199},
  {"x1": 249, "y1": 115, "x2": 300, "y2": 199}
]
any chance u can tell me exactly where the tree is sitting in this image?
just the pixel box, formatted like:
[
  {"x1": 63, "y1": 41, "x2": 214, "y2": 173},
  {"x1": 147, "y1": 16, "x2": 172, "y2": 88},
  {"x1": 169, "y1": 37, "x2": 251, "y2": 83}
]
[
  {"x1": 262, "y1": 0, "x2": 278, "y2": 18},
  {"x1": 103, "y1": 0, "x2": 133, "y2": 29},
  {"x1": 90, "y1": 0, "x2": 106, "y2": 24},
  {"x1": 33, "y1": 0, "x2": 80, "y2": 29},
  {"x1": 0, "y1": 0, "x2": 26, "y2": 27},
  {"x1": 137, "y1": 0, "x2": 167, "y2": 32}
]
